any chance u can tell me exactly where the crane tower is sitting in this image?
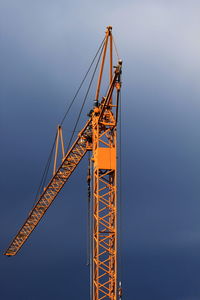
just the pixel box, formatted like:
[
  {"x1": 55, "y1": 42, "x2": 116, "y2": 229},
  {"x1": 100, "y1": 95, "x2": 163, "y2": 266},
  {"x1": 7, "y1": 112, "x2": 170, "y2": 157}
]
[{"x1": 4, "y1": 26, "x2": 122, "y2": 300}]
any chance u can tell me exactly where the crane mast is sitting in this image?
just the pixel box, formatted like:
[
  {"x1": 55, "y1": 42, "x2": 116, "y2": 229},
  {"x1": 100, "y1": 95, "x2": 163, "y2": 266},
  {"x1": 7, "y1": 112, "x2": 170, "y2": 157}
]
[
  {"x1": 4, "y1": 26, "x2": 122, "y2": 300},
  {"x1": 92, "y1": 26, "x2": 121, "y2": 300}
]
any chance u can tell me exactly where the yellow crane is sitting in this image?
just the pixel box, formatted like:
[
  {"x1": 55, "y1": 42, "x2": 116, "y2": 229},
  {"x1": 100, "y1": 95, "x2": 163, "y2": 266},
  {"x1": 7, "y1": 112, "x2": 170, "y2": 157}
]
[{"x1": 4, "y1": 26, "x2": 122, "y2": 300}]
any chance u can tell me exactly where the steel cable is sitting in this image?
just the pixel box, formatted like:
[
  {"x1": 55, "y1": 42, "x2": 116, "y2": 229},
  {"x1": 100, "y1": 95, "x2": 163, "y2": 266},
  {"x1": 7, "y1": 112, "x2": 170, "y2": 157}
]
[
  {"x1": 60, "y1": 37, "x2": 106, "y2": 126},
  {"x1": 65, "y1": 42, "x2": 105, "y2": 153},
  {"x1": 33, "y1": 37, "x2": 106, "y2": 203}
]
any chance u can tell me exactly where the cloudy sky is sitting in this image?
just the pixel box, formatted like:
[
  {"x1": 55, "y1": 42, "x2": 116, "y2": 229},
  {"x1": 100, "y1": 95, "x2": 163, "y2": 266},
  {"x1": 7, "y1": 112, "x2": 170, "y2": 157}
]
[{"x1": 1, "y1": 1, "x2": 200, "y2": 299}]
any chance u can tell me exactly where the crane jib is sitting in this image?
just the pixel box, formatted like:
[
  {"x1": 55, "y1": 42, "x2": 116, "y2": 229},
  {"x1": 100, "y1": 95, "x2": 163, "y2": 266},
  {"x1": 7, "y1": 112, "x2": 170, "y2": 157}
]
[{"x1": 4, "y1": 119, "x2": 92, "y2": 256}]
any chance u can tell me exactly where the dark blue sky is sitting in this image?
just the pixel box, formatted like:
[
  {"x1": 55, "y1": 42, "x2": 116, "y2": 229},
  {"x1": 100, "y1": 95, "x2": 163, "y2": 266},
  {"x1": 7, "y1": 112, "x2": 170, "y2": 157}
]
[{"x1": 1, "y1": 1, "x2": 200, "y2": 299}]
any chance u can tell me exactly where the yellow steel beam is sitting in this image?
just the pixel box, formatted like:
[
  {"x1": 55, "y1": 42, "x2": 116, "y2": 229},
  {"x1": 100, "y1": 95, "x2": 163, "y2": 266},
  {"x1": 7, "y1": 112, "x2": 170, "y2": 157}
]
[
  {"x1": 91, "y1": 30, "x2": 122, "y2": 299},
  {"x1": 4, "y1": 119, "x2": 92, "y2": 256}
]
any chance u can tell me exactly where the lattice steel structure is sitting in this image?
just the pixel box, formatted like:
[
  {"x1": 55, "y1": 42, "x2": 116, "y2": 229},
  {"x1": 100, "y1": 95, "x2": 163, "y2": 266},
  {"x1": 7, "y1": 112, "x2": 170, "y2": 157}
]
[
  {"x1": 92, "y1": 109, "x2": 117, "y2": 300},
  {"x1": 4, "y1": 26, "x2": 122, "y2": 300}
]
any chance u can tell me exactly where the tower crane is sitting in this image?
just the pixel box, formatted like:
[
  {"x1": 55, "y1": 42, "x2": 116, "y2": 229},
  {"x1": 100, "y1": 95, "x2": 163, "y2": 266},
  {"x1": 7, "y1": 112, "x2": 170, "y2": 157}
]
[{"x1": 4, "y1": 26, "x2": 122, "y2": 300}]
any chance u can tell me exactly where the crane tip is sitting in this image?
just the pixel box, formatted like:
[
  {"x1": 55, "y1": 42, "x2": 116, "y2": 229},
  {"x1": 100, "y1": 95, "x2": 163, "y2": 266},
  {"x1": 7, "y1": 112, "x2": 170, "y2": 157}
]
[{"x1": 106, "y1": 25, "x2": 112, "y2": 31}]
